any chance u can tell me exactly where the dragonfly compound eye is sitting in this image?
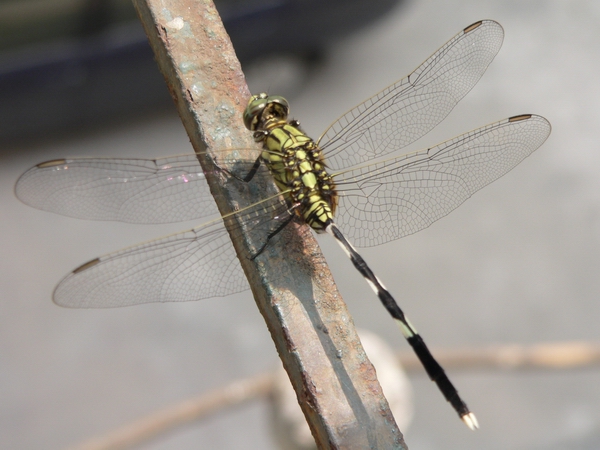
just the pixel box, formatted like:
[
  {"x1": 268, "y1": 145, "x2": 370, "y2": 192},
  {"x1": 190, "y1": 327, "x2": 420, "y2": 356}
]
[{"x1": 243, "y1": 93, "x2": 290, "y2": 131}]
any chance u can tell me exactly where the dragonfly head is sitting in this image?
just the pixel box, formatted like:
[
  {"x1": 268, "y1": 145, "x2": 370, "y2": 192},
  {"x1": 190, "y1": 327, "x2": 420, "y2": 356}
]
[{"x1": 244, "y1": 93, "x2": 290, "y2": 131}]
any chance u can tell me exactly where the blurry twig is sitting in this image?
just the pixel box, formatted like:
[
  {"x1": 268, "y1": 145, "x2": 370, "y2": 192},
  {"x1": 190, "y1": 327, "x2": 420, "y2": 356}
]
[
  {"x1": 399, "y1": 340, "x2": 600, "y2": 371},
  {"x1": 68, "y1": 373, "x2": 274, "y2": 450},
  {"x1": 68, "y1": 341, "x2": 600, "y2": 450}
]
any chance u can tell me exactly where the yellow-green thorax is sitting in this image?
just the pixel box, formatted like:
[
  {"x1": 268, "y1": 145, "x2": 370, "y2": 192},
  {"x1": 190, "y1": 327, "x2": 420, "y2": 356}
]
[{"x1": 243, "y1": 93, "x2": 337, "y2": 231}]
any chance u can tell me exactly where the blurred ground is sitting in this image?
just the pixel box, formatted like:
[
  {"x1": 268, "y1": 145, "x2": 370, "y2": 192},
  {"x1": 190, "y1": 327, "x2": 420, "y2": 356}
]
[{"x1": 2, "y1": 0, "x2": 600, "y2": 449}]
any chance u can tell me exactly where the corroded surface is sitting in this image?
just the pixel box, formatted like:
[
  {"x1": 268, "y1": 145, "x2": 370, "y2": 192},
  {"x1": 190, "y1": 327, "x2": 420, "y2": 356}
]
[{"x1": 132, "y1": 1, "x2": 405, "y2": 448}]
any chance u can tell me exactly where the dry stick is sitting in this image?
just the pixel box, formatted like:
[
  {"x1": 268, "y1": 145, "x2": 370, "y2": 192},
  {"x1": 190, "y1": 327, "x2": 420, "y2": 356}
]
[
  {"x1": 130, "y1": 1, "x2": 404, "y2": 449},
  {"x1": 69, "y1": 341, "x2": 600, "y2": 450},
  {"x1": 68, "y1": 373, "x2": 275, "y2": 450},
  {"x1": 398, "y1": 341, "x2": 600, "y2": 371}
]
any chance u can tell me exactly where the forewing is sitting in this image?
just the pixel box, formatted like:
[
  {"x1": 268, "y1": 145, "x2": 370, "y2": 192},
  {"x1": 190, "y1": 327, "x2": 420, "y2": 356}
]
[
  {"x1": 318, "y1": 20, "x2": 504, "y2": 170},
  {"x1": 333, "y1": 115, "x2": 551, "y2": 248},
  {"x1": 15, "y1": 155, "x2": 216, "y2": 223},
  {"x1": 15, "y1": 153, "x2": 269, "y2": 224}
]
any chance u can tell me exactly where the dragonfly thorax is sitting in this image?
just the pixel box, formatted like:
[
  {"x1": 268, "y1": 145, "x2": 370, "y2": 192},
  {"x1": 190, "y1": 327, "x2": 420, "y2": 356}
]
[{"x1": 244, "y1": 93, "x2": 338, "y2": 231}]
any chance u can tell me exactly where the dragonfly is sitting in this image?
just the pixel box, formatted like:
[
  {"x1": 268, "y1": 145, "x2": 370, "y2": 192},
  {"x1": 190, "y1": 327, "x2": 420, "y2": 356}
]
[{"x1": 16, "y1": 20, "x2": 551, "y2": 429}]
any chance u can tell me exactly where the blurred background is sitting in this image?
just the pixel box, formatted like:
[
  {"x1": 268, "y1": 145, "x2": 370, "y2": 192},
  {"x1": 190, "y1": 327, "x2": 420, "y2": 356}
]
[{"x1": 2, "y1": 0, "x2": 600, "y2": 448}]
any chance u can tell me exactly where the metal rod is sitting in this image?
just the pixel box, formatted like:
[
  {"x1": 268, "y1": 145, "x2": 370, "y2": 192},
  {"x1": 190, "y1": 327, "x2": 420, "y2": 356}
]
[{"x1": 130, "y1": 1, "x2": 405, "y2": 448}]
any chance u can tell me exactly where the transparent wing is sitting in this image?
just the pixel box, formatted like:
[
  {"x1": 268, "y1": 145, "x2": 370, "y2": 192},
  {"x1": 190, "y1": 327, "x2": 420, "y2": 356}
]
[
  {"x1": 318, "y1": 20, "x2": 504, "y2": 170},
  {"x1": 54, "y1": 222, "x2": 245, "y2": 307},
  {"x1": 53, "y1": 194, "x2": 294, "y2": 308},
  {"x1": 15, "y1": 152, "x2": 268, "y2": 224},
  {"x1": 332, "y1": 115, "x2": 551, "y2": 248},
  {"x1": 15, "y1": 154, "x2": 214, "y2": 223}
]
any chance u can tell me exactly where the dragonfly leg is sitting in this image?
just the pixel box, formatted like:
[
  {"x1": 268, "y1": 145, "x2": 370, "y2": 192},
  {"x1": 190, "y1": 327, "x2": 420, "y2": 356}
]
[
  {"x1": 214, "y1": 155, "x2": 263, "y2": 183},
  {"x1": 249, "y1": 211, "x2": 295, "y2": 260}
]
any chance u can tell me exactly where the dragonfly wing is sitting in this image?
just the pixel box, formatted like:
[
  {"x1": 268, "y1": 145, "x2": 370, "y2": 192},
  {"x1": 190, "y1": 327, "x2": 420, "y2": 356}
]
[
  {"x1": 318, "y1": 20, "x2": 504, "y2": 170},
  {"x1": 15, "y1": 152, "x2": 270, "y2": 224},
  {"x1": 54, "y1": 221, "x2": 248, "y2": 307},
  {"x1": 333, "y1": 115, "x2": 551, "y2": 248},
  {"x1": 15, "y1": 154, "x2": 217, "y2": 223},
  {"x1": 53, "y1": 191, "x2": 294, "y2": 308}
]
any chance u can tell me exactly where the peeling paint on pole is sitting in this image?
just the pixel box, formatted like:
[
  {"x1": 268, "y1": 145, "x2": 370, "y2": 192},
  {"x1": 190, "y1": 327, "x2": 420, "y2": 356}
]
[{"x1": 132, "y1": 1, "x2": 406, "y2": 448}]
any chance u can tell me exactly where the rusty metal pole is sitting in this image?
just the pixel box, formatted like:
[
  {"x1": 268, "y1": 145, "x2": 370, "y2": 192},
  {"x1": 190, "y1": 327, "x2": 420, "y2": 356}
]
[{"x1": 131, "y1": 1, "x2": 406, "y2": 448}]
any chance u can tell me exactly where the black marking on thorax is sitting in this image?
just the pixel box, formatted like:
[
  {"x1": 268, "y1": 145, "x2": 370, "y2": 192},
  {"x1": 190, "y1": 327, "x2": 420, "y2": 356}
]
[{"x1": 256, "y1": 119, "x2": 338, "y2": 230}]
